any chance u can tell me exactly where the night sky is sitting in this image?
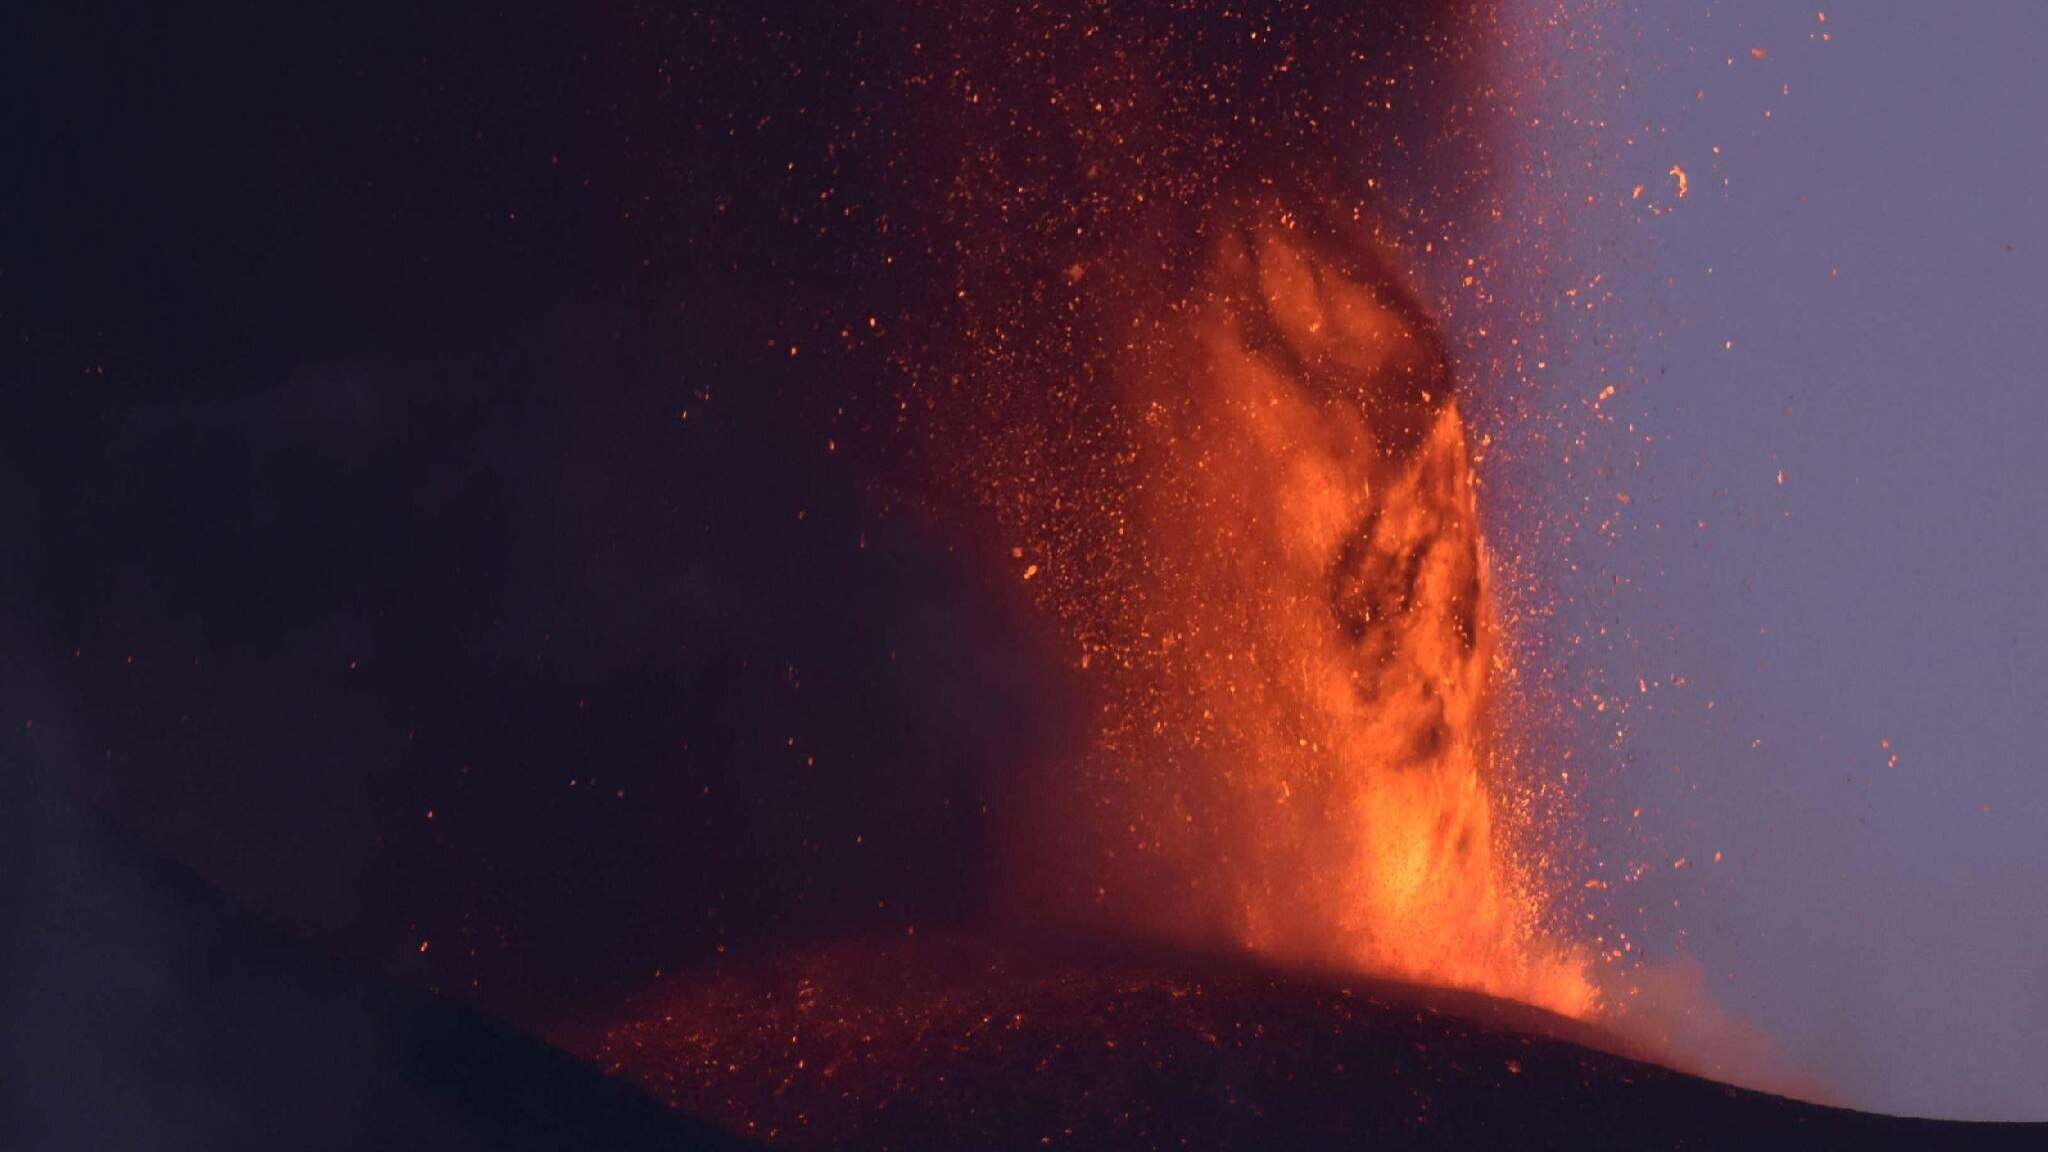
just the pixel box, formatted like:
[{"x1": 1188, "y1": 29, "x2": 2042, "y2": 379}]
[
  {"x1": 5, "y1": 0, "x2": 2043, "y2": 1135},
  {"x1": 1497, "y1": 2, "x2": 2048, "y2": 1119},
  {"x1": 4, "y1": 0, "x2": 1077, "y2": 1011}
]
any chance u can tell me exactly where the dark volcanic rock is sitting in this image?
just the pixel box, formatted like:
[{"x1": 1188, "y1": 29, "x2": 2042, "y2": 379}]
[
  {"x1": 3, "y1": 774, "x2": 750, "y2": 1152},
  {"x1": 575, "y1": 933, "x2": 2042, "y2": 1151}
]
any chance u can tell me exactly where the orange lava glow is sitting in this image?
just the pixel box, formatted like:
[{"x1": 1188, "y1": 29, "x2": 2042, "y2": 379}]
[
  {"x1": 574, "y1": 3, "x2": 1850, "y2": 1118},
  {"x1": 991, "y1": 188, "x2": 1596, "y2": 1019}
]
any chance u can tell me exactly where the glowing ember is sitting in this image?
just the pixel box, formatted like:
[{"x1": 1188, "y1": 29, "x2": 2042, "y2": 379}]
[
  {"x1": 778, "y1": 2, "x2": 1608, "y2": 1022},
  {"x1": 994, "y1": 190, "x2": 1595, "y2": 1019},
  {"x1": 592, "y1": 1, "x2": 1599, "y2": 1069},
  {"x1": 578, "y1": 936, "x2": 1663, "y2": 1148}
]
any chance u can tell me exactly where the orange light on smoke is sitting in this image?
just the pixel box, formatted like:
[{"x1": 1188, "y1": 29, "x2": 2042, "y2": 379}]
[{"x1": 1000, "y1": 190, "x2": 1597, "y2": 1020}]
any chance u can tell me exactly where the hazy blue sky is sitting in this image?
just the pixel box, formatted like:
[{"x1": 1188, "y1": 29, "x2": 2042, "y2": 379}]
[{"x1": 1526, "y1": 1, "x2": 2046, "y2": 1121}]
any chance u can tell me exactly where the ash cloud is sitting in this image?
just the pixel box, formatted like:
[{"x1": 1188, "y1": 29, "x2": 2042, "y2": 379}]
[{"x1": 3, "y1": 0, "x2": 1069, "y2": 1022}]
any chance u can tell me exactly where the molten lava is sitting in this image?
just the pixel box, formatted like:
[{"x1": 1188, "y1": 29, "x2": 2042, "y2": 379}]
[{"x1": 1001, "y1": 191, "x2": 1594, "y2": 1019}]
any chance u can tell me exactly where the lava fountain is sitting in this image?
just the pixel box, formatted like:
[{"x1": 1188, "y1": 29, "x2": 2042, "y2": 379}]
[
  {"x1": 993, "y1": 184, "x2": 1595, "y2": 1020},
  {"x1": 807, "y1": 1, "x2": 1601, "y2": 1021},
  {"x1": 585, "y1": 5, "x2": 1611, "y2": 1138}
]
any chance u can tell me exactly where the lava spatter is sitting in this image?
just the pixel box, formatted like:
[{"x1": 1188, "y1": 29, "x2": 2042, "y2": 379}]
[{"x1": 1005, "y1": 188, "x2": 1595, "y2": 1018}]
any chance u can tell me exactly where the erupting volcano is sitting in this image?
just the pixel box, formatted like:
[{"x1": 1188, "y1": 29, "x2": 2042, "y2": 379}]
[
  {"x1": 18, "y1": 0, "x2": 2048, "y2": 1145},
  {"x1": 571, "y1": 180, "x2": 1618, "y2": 1143},
  {"x1": 994, "y1": 190, "x2": 1594, "y2": 1018},
  {"x1": 572, "y1": 2, "x2": 1619, "y2": 1139}
]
